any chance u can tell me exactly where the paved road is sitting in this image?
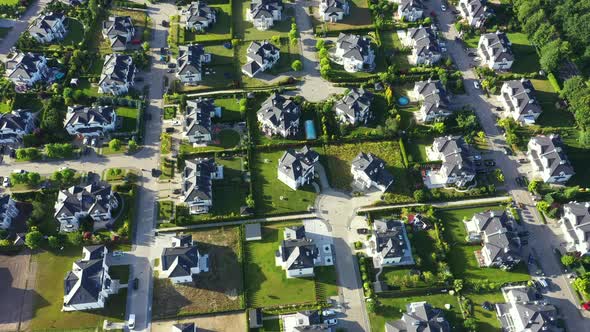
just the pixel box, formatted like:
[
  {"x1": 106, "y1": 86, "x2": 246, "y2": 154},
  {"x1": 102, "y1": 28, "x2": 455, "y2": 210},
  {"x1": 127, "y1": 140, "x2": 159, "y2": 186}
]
[
  {"x1": 0, "y1": 0, "x2": 50, "y2": 58},
  {"x1": 431, "y1": 0, "x2": 590, "y2": 329}
]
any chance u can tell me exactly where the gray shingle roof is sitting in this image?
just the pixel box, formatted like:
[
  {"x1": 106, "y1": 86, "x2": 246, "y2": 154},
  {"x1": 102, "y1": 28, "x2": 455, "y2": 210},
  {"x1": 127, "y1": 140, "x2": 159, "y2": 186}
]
[
  {"x1": 336, "y1": 33, "x2": 373, "y2": 61},
  {"x1": 479, "y1": 32, "x2": 513, "y2": 63},
  {"x1": 278, "y1": 146, "x2": 319, "y2": 183},
  {"x1": 182, "y1": 158, "x2": 216, "y2": 203},
  {"x1": 496, "y1": 286, "x2": 561, "y2": 332},
  {"x1": 63, "y1": 246, "x2": 107, "y2": 306},
  {"x1": 99, "y1": 54, "x2": 135, "y2": 87},
  {"x1": 5, "y1": 52, "x2": 46, "y2": 81},
  {"x1": 334, "y1": 88, "x2": 373, "y2": 123},
  {"x1": 173, "y1": 323, "x2": 196, "y2": 332},
  {"x1": 472, "y1": 210, "x2": 521, "y2": 267},
  {"x1": 0, "y1": 109, "x2": 35, "y2": 136},
  {"x1": 528, "y1": 134, "x2": 574, "y2": 179},
  {"x1": 351, "y1": 152, "x2": 394, "y2": 190},
  {"x1": 407, "y1": 26, "x2": 440, "y2": 57},
  {"x1": 28, "y1": 12, "x2": 65, "y2": 41},
  {"x1": 183, "y1": 1, "x2": 215, "y2": 25},
  {"x1": 373, "y1": 220, "x2": 410, "y2": 260},
  {"x1": 414, "y1": 79, "x2": 449, "y2": 119},
  {"x1": 502, "y1": 79, "x2": 542, "y2": 118},
  {"x1": 177, "y1": 44, "x2": 207, "y2": 77},
  {"x1": 431, "y1": 136, "x2": 476, "y2": 178},
  {"x1": 242, "y1": 40, "x2": 279, "y2": 76},
  {"x1": 161, "y1": 246, "x2": 200, "y2": 277},
  {"x1": 385, "y1": 301, "x2": 450, "y2": 332},
  {"x1": 278, "y1": 238, "x2": 318, "y2": 270},
  {"x1": 257, "y1": 93, "x2": 301, "y2": 134},
  {"x1": 185, "y1": 98, "x2": 214, "y2": 138},
  {"x1": 250, "y1": 0, "x2": 282, "y2": 19},
  {"x1": 321, "y1": 0, "x2": 348, "y2": 14},
  {"x1": 55, "y1": 183, "x2": 115, "y2": 219},
  {"x1": 460, "y1": 0, "x2": 486, "y2": 20},
  {"x1": 64, "y1": 105, "x2": 115, "y2": 131},
  {"x1": 399, "y1": 0, "x2": 425, "y2": 12},
  {"x1": 102, "y1": 16, "x2": 134, "y2": 48}
]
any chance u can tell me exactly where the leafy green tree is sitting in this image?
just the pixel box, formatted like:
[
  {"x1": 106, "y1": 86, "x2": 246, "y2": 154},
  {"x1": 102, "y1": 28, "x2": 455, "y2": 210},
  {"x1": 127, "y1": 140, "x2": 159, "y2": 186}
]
[
  {"x1": 432, "y1": 122, "x2": 446, "y2": 134},
  {"x1": 291, "y1": 60, "x2": 303, "y2": 71},
  {"x1": 128, "y1": 140, "x2": 138, "y2": 152},
  {"x1": 25, "y1": 229, "x2": 43, "y2": 249},
  {"x1": 540, "y1": 40, "x2": 562, "y2": 73},
  {"x1": 48, "y1": 236, "x2": 61, "y2": 249},
  {"x1": 561, "y1": 254, "x2": 576, "y2": 267},
  {"x1": 528, "y1": 180, "x2": 541, "y2": 193},
  {"x1": 315, "y1": 39, "x2": 324, "y2": 50},
  {"x1": 109, "y1": 139, "x2": 122, "y2": 151}
]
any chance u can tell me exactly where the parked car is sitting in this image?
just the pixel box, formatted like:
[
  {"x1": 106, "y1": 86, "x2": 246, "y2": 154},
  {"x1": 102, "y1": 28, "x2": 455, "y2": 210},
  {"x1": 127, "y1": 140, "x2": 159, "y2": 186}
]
[
  {"x1": 484, "y1": 160, "x2": 496, "y2": 167},
  {"x1": 356, "y1": 228, "x2": 369, "y2": 234},
  {"x1": 165, "y1": 127, "x2": 175, "y2": 133},
  {"x1": 2, "y1": 177, "x2": 9, "y2": 188},
  {"x1": 173, "y1": 189, "x2": 181, "y2": 195},
  {"x1": 12, "y1": 169, "x2": 26, "y2": 174},
  {"x1": 324, "y1": 318, "x2": 338, "y2": 326},
  {"x1": 473, "y1": 81, "x2": 480, "y2": 89},
  {"x1": 128, "y1": 314, "x2": 136, "y2": 330},
  {"x1": 441, "y1": 4, "x2": 447, "y2": 11},
  {"x1": 172, "y1": 120, "x2": 181, "y2": 126},
  {"x1": 482, "y1": 301, "x2": 493, "y2": 311},
  {"x1": 133, "y1": 278, "x2": 139, "y2": 290},
  {"x1": 112, "y1": 251, "x2": 123, "y2": 257},
  {"x1": 503, "y1": 147, "x2": 512, "y2": 155},
  {"x1": 322, "y1": 309, "x2": 336, "y2": 317},
  {"x1": 161, "y1": 20, "x2": 169, "y2": 27},
  {"x1": 167, "y1": 63, "x2": 176, "y2": 68},
  {"x1": 467, "y1": 52, "x2": 476, "y2": 57}
]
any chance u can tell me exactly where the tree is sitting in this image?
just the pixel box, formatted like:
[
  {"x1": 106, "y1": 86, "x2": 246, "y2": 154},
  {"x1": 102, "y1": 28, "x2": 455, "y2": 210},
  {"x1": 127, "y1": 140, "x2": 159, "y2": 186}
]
[
  {"x1": 540, "y1": 40, "x2": 562, "y2": 73},
  {"x1": 561, "y1": 254, "x2": 576, "y2": 267},
  {"x1": 413, "y1": 189, "x2": 427, "y2": 202},
  {"x1": 142, "y1": 41, "x2": 150, "y2": 52},
  {"x1": 109, "y1": 139, "x2": 122, "y2": 151},
  {"x1": 315, "y1": 39, "x2": 324, "y2": 50},
  {"x1": 48, "y1": 235, "x2": 61, "y2": 249},
  {"x1": 464, "y1": 317, "x2": 477, "y2": 332},
  {"x1": 432, "y1": 122, "x2": 446, "y2": 134},
  {"x1": 25, "y1": 229, "x2": 43, "y2": 249},
  {"x1": 27, "y1": 172, "x2": 41, "y2": 186},
  {"x1": 239, "y1": 98, "x2": 248, "y2": 116},
  {"x1": 454, "y1": 279, "x2": 464, "y2": 293},
  {"x1": 67, "y1": 231, "x2": 84, "y2": 246},
  {"x1": 536, "y1": 201, "x2": 550, "y2": 213},
  {"x1": 245, "y1": 194, "x2": 255, "y2": 208},
  {"x1": 573, "y1": 274, "x2": 590, "y2": 296},
  {"x1": 291, "y1": 60, "x2": 303, "y2": 71},
  {"x1": 528, "y1": 180, "x2": 541, "y2": 193},
  {"x1": 128, "y1": 140, "x2": 138, "y2": 152},
  {"x1": 385, "y1": 85, "x2": 394, "y2": 106}
]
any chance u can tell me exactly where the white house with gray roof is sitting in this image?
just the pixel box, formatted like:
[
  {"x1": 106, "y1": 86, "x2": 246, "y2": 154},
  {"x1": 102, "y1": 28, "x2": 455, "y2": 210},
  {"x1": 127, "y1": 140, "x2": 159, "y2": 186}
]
[
  {"x1": 332, "y1": 33, "x2": 375, "y2": 72},
  {"x1": 54, "y1": 182, "x2": 119, "y2": 232},
  {"x1": 28, "y1": 12, "x2": 67, "y2": 44},
  {"x1": 102, "y1": 16, "x2": 135, "y2": 51},
  {"x1": 351, "y1": 152, "x2": 394, "y2": 192},
  {"x1": 560, "y1": 202, "x2": 590, "y2": 255},
  {"x1": 0, "y1": 194, "x2": 18, "y2": 230},
  {"x1": 0, "y1": 109, "x2": 37, "y2": 149},
  {"x1": 257, "y1": 93, "x2": 301, "y2": 138},
  {"x1": 247, "y1": 0, "x2": 282, "y2": 30},
  {"x1": 367, "y1": 219, "x2": 414, "y2": 268},
  {"x1": 183, "y1": 98, "x2": 220, "y2": 145},
  {"x1": 277, "y1": 146, "x2": 319, "y2": 190},
  {"x1": 527, "y1": 135, "x2": 574, "y2": 184},
  {"x1": 385, "y1": 301, "x2": 450, "y2": 332},
  {"x1": 466, "y1": 210, "x2": 521, "y2": 269},
  {"x1": 276, "y1": 226, "x2": 320, "y2": 278},
  {"x1": 395, "y1": 0, "x2": 425, "y2": 22},
  {"x1": 160, "y1": 234, "x2": 209, "y2": 284},
  {"x1": 241, "y1": 40, "x2": 280, "y2": 77},
  {"x1": 63, "y1": 245, "x2": 121, "y2": 311},
  {"x1": 64, "y1": 105, "x2": 116, "y2": 137},
  {"x1": 412, "y1": 79, "x2": 451, "y2": 123},
  {"x1": 319, "y1": 0, "x2": 349, "y2": 22},
  {"x1": 334, "y1": 88, "x2": 373, "y2": 126},
  {"x1": 500, "y1": 79, "x2": 542, "y2": 124},
  {"x1": 426, "y1": 136, "x2": 477, "y2": 188},
  {"x1": 282, "y1": 311, "x2": 332, "y2": 332},
  {"x1": 495, "y1": 285, "x2": 562, "y2": 332},
  {"x1": 98, "y1": 54, "x2": 136, "y2": 95},
  {"x1": 182, "y1": 1, "x2": 216, "y2": 32},
  {"x1": 181, "y1": 158, "x2": 223, "y2": 214},
  {"x1": 403, "y1": 26, "x2": 442, "y2": 65},
  {"x1": 5, "y1": 52, "x2": 48, "y2": 88},
  {"x1": 176, "y1": 44, "x2": 211, "y2": 85},
  {"x1": 459, "y1": 0, "x2": 487, "y2": 28},
  {"x1": 478, "y1": 32, "x2": 513, "y2": 70}
]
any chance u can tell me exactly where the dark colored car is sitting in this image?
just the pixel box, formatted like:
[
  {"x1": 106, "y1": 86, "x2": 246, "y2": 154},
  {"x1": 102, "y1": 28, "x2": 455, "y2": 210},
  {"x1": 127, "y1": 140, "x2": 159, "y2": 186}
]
[
  {"x1": 165, "y1": 127, "x2": 175, "y2": 133},
  {"x1": 482, "y1": 301, "x2": 493, "y2": 311},
  {"x1": 133, "y1": 278, "x2": 139, "y2": 290},
  {"x1": 167, "y1": 63, "x2": 176, "y2": 68},
  {"x1": 356, "y1": 228, "x2": 369, "y2": 234},
  {"x1": 173, "y1": 189, "x2": 181, "y2": 195},
  {"x1": 484, "y1": 160, "x2": 496, "y2": 167}
]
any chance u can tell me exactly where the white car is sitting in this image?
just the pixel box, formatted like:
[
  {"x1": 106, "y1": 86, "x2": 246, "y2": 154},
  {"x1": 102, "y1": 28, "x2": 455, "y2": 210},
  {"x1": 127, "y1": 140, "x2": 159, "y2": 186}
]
[
  {"x1": 322, "y1": 309, "x2": 336, "y2": 317},
  {"x1": 112, "y1": 251, "x2": 123, "y2": 257},
  {"x1": 12, "y1": 169, "x2": 26, "y2": 174},
  {"x1": 128, "y1": 314, "x2": 136, "y2": 330},
  {"x1": 441, "y1": 4, "x2": 447, "y2": 11},
  {"x1": 2, "y1": 177, "x2": 10, "y2": 187},
  {"x1": 172, "y1": 120, "x2": 181, "y2": 126},
  {"x1": 473, "y1": 81, "x2": 480, "y2": 89},
  {"x1": 324, "y1": 318, "x2": 338, "y2": 326}
]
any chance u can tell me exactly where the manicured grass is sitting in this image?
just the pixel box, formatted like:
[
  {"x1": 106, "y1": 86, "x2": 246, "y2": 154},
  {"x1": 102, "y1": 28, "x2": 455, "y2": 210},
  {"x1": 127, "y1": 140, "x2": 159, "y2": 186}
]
[
  {"x1": 235, "y1": 3, "x2": 294, "y2": 41},
  {"x1": 152, "y1": 226, "x2": 244, "y2": 318},
  {"x1": 30, "y1": 248, "x2": 127, "y2": 330},
  {"x1": 0, "y1": 101, "x2": 11, "y2": 113},
  {"x1": 0, "y1": 0, "x2": 18, "y2": 5},
  {"x1": 531, "y1": 78, "x2": 574, "y2": 128},
  {"x1": 75, "y1": 79, "x2": 100, "y2": 97},
  {"x1": 315, "y1": 266, "x2": 339, "y2": 299},
  {"x1": 179, "y1": 129, "x2": 241, "y2": 153},
  {"x1": 116, "y1": 106, "x2": 139, "y2": 132},
  {"x1": 184, "y1": 4, "x2": 232, "y2": 42},
  {"x1": 319, "y1": 0, "x2": 373, "y2": 32},
  {"x1": 465, "y1": 292, "x2": 506, "y2": 332},
  {"x1": 160, "y1": 157, "x2": 175, "y2": 180},
  {"x1": 239, "y1": 39, "x2": 300, "y2": 88},
  {"x1": 380, "y1": 30, "x2": 411, "y2": 71},
  {"x1": 158, "y1": 200, "x2": 174, "y2": 221},
  {"x1": 252, "y1": 150, "x2": 318, "y2": 215},
  {"x1": 207, "y1": 44, "x2": 235, "y2": 66},
  {"x1": 63, "y1": 18, "x2": 85, "y2": 45},
  {"x1": 507, "y1": 32, "x2": 540, "y2": 74},
  {"x1": 322, "y1": 142, "x2": 414, "y2": 201},
  {"x1": 437, "y1": 206, "x2": 531, "y2": 285},
  {"x1": 245, "y1": 223, "x2": 316, "y2": 307},
  {"x1": 163, "y1": 106, "x2": 177, "y2": 120},
  {"x1": 214, "y1": 97, "x2": 244, "y2": 122},
  {"x1": 369, "y1": 293, "x2": 462, "y2": 332},
  {"x1": 405, "y1": 137, "x2": 431, "y2": 164},
  {"x1": 179, "y1": 64, "x2": 237, "y2": 92}
]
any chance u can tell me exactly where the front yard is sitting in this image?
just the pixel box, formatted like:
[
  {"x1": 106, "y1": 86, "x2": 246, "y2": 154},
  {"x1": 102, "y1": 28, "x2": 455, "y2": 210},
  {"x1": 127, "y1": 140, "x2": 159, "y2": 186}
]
[
  {"x1": 116, "y1": 106, "x2": 140, "y2": 132},
  {"x1": 316, "y1": 0, "x2": 373, "y2": 33},
  {"x1": 234, "y1": 1, "x2": 293, "y2": 41},
  {"x1": 184, "y1": 4, "x2": 232, "y2": 43}
]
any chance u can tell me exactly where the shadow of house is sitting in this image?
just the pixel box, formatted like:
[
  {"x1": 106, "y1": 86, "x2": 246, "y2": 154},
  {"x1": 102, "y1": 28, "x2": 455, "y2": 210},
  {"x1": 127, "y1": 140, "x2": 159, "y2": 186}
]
[{"x1": 0, "y1": 267, "x2": 48, "y2": 326}]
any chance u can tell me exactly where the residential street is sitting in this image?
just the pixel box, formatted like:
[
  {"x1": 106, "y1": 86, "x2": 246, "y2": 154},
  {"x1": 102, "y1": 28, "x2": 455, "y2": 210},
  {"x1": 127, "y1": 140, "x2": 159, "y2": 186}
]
[{"x1": 0, "y1": 0, "x2": 50, "y2": 59}]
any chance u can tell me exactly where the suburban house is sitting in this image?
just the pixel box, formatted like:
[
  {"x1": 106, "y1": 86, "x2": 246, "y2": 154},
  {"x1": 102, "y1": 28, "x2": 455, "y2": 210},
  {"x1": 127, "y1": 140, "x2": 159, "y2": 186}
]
[
  {"x1": 63, "y1": 245, "x2": 121, "y2": 311},
  {"x1": 98, "y1": 54, "x2": 136, "y2": 95},
  {"x1": 465, "y1": 210, "x2": 521, "y2": 269},
  {"x1": 500, "y1": 79, "x2": 543, "y2": 124},
  {"x1": 527, "y1": 135, "x2": 575, "y2": 184},
  {"x1": 560, "y1": 202, "x2": 590, "y2": 255},
  {"x1": 277, "y1": 146, "x2": 319, "y2": 190},
  {"x1": 478, "y1": 31, "x2": 513, "y2": 70},
  {"x1": 181, "y1": 158, "x2": 224, "y2": 215},
  {"x1": 403, "y1": 26, "x2": 442, "y2": 65},
  {"x1": 184, "y1": 98, "x2": 220, "y2": 144},
  {"x1": 385, "y1": 301, "x2": 450, "y2": 332},
  {"x1": 64, "y1": 105, "x2": 117, "y2": 137},
  {"x1": 495, "y1": 285, "x2": 561, "y2": 332},
  {"x1": 257, "y1": 93, "x2": 301, "y2": 138},
  {"x1": 332, "y1": 33, "x2": 376, "y2": 72},
  {"x1": 241, "y1": 40, "x2": 280, "y2": 77},
  {"x1": 425, "y1": 136, "x2": 477, "y2": 188},
  {"x1": 54, "y1": 183, "x2": 119, "y2": 232},
  {"x1": 0, "y1": 109, "x2": 37, "y2": 149},
  {"x1": 412, "y1": 79, "x2": 451, "y2": 122},
  {"x1": 182, "y1": 1, "x2": 216, "y2": 31},
  {"x1": 160, "y1": 234, "x2": 209, "y2": 284},
  {"x1": 101, "y1": 16, "x2": 135, "y2": 51},
  {"x1": 396, "y1": 0, "x2": 425, "y2": 22},
  {"x1": 247, "y1": 0, "x2": 283, "y2": 30},
  {"x1": 275, "y1": 226, "x2": 320, "y2": 278},
  {"x1": 458, "y1": 0, "x2": 487, "y2": 28},
  {"x1": 334, "y1": 88, "x2": 373, "y2": 126},
  {"x1": 172, "y1": 323, "x2": 197, "y2": 332},
  {"x1": 351, "y1": 152, "x2": 394, "y2": 192},
  {"x1": 281, "y1": 311, "x2": 332, "y2": 332},
  {"x1": 176, "y1": 44, "x2": 212, "y2": 85},
  {"x1": 0, "y1": 194, "x2": 18, "y2": 230},
  {"x1": 367, "y1": 219, "x2": 414, "y2": 268},
  {"x1": 28, "y1": 12, "x2": 67, "y2": 44},
  {"x1": 319, "y1": 0, "x2": 349, "y2": 22},
  {"x1": 5, "y1": 52, "x2": 49, "y2": 88}
]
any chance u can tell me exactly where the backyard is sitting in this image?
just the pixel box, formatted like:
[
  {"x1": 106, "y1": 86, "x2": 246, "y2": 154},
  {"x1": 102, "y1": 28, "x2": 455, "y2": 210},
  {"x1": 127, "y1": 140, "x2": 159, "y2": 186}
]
[
  {"x1": 116, "y1": 106, "x2": 139, "y2": 132},
  {"x1": 214, "y1": 97, "x2": 245, "y2": 122},
  {"x1": 252, "y1": 150, "x2": 318, "y2": 215},
  {"x1": 184, "y1": 4, "x2": 232, "y2": 42},
  {"x1": 506, "y1": 32, "x2": 540, "y2": 74},
  {"x1": 317, "y1": 0, "x2": 373, "y2": 33},
  {"x1": 531, "y1": 79, "x2": 574, "y2": 128},
  {"x1": 152, "y1": 226, "x2": 244, "y2": 318},
  {"x1": 234, "y1": 1, "x2": 293, "y2": 41}
]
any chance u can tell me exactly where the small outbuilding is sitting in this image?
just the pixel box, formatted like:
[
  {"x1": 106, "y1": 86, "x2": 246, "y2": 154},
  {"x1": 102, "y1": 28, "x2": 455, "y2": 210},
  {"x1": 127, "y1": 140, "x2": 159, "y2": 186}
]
[
  {"x1": 248, "y1": 308, "x2": 263, "y2": 329},
  {"x1": 245, "y1": 223, "x2": 262, "y2": 241}
]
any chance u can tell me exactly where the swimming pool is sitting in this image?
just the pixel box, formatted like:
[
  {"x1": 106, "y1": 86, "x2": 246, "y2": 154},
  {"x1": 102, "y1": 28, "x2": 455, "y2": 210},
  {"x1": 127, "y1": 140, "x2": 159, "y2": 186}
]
[
  {"x1": 305, "y1": 120, "x2": 316, "y2": 140},
  {"x1": 398, "y1": 96, "x2": 409, "y2": 106}
]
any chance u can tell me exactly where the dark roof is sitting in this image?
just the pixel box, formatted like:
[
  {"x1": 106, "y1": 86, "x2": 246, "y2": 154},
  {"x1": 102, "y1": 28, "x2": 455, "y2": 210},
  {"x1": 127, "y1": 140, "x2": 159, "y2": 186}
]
[
  {"x1": 185, "y1": 98, "x2": 214, "y2": 138},
  {"x1": 0, "y1": 109, "x2": 35, "y2": 134},
  {"x1": 284, "y1": 225, "x2": 306, "y2": 240},
  {"x1": 373, "y1": 220, "x2": 410, "y2": 260},
  {"x1": 183, "y1": 1, "x2": 215, "y2": 24},
  {"x1": 385, "y1": 301, "x2": 450, "y2": 332},
  {"x1": 479, "y1": 32, "x2": 513, "y2": 63},
  {"x1": 250, "y1": 0, "x2": 283, "y2": 19},
  {"x1": 102, "y1": 16, "x2": 134, "y2": 48},
  {"x1": 336, "y1": 33, "x2": 373, "y2": 61},
  {"x1": 178, "y1": 44, "x2": 207, "y2": 76},
  {"x1": 245, "y1": 223, "x2": 262, "y2": 240},
  {"x1": 414, "y1": 79, "x2": 449, "y2": 118},
  {"x1": 502, "y1": 79, "x2": 542, "y2": 118},
  {"x1": 407, "y1": 27, "x2": 441, "y2": 57},
  {"x1": 249, "y1": 308, "x2": 263, "y2": 328},
  {"x1": 5, "y1": 52, "x2": 46, "y2": 81},
  {"x1": 335, "y1": 88, "x2": 373, "y2": 122},
  {"x1": 496, "y1": 286, "x2": 561, "y2": 332},
  {"x1": 257, "y1": 93, "x2": 301, "y2": 134},
  {"x1": 351, "y1": 152, "x2": 394, "y2": 190},
  {"x1": 173, "y1": 323, "x2": 196, "y2": 332},
  {"x1": 242, "y1": 40, "x2": 280, "y2": 76},
  {"x1": 64, "y1": 105, "x2": 115, "y2": 129},
  {"x1": 63, "y1": 246, "x2": 108, "y2": 306},
  {"x1": 55, "y1": 183, "x2": 114, "y2": 219},
  {"x1": 99, "y1": 54, "x2": 135, "y2": 87},
  {"x1": 562, "y1": 202, "x2": 590, "y2": 244},
  {"x1": 278, "y1": 146, "x2": 319, "y2": 182},
  {"x1": 161, "y1": 246, "x2": 200, "y2": 277},
  {"x1": 182, "y1": 158, "x2": 216, "y2": 203},
  {"x1": 28, "y1": 12, "x2": 65, "y2": 41},
  {"x1": 472, "y1": 210, "x2": 521, "y2": 266},
  {"x1": 431, "y1": 136, "x2": 476, "y2": 178},
  {"x1": 84, "y1": 245, "x2": 106, "y2": 260},
  {"x1": 460, "y1": 0, "x2": 486, "y2": 20},
  {"x1": 528, "y1": 134, "x2": 574, "y2": 178},
  {"x1": 321, "y1": 0, "x2": 348, "y2": 14},
  {"x1": 399, "y1": 0, "x2": 425, "y2": 12},
  {"x1": 278, "y1": 238, "x2": 318, "y2": 270}
]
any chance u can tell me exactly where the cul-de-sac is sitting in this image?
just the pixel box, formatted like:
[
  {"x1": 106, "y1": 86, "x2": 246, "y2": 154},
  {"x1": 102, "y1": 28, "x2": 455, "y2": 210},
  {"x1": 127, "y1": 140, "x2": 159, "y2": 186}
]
[{"x1": 1, "y1": 0, "x2": 590, "y2": 331}]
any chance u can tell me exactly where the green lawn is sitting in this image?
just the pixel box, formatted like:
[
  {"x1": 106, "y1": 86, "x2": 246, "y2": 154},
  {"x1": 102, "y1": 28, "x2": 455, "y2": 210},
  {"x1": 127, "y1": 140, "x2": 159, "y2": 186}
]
[
  {"x1": 252, "y1": 150, "x2": 318, "y2": 215},
  {"x1": 214, "y1": 97, "x2": 244, "y2": 122},
  {"x1": 0, "y1": 0, "x2": 18, "y2": 5},
  {"x1": 163, "y1": 106, "x2": 177, "y2": 120},
  {"x1": 405, "y1": 137, "x2": 431, "y2": 164},
  {"x1": 30, "y1": 248, "x2": 127, "y2": 330},
  {"x1": 179, "y1": 63, "x2": 237, "y2": 92},
  {"x1": 63, "y1": 18, "x2": 85, "y2": 45},
  {"x1": 531, "y1": 79, "x2": 574, "y2": 128},
  {"x1": 315, "y1": 266, "x2": 339, "y2": 300},
  {"x1": 465, "y1": 292, "x2": 506, "y2": 332},
  {"x1": 319, "y1": 0, "x2": 373, "y2": 32},
  {"x1": 239, "y1": 39, "x2": 300, "y2": 88},
  {"x1": 236, "y1": 3, "x2": 294, "y2": 41},
  {"x1": 116, "y1": 106, "x2": 139, "y2": 132},
  {"x1": 184, "y1": 4, "x2": 232, "y2": 42},
  {"x1": 380, "y1": 30, "x2": 411, "y2": 72},
  {"x1": 0, "y1": 101, "x2": 11, "y2": 113},
  {"x1": 207, "y1": 44, "x2": 235, "y2": 66},
  {"x1": 75, "y1": 79, "x2": 100, "y2": 98},
  {"x1": 179, "y1": 128, "x2": 241, "y2": 153},
  {"x1": 245, "y1": 223, "x2": 316, "y2": 307},
  {"x1": 158, "y1": 200, "x2": 175, "y2": 221},
  {"x1": 437, "y1": 206, "x2": 531, "y2": 285},
  {"x1": 507, "y1": 32, "x2": 540, "y2": 74},
  {"x1": 160, "y1": 157, "x2": 175, "y2": 180}
]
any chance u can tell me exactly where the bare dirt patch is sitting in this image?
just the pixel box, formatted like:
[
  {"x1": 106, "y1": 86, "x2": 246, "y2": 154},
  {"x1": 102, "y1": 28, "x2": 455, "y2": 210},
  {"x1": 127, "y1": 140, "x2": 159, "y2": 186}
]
[
  {"x1": 0, "y1": 250, "x2": 34, "y2": 332},
  {"x1": 151, "y1": 311, "x2": 246, "y2": 332}
]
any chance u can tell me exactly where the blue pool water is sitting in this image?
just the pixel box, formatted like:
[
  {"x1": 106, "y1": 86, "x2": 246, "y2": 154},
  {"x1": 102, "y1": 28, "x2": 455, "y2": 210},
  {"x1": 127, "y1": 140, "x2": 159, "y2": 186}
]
[
  {"x1": 398, "y1": 96, "x2": 409, "y2": 106},
  {"x1": 305, "y1": 120, "x2": 316, "y2": 140}
]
